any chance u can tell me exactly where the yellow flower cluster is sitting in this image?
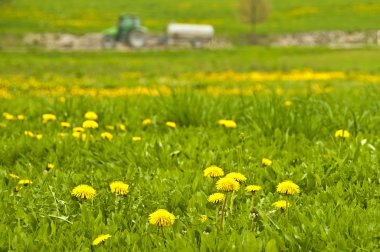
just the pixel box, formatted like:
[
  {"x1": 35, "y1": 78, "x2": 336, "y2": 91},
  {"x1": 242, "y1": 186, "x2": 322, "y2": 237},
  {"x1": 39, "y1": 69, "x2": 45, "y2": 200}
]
[
  {"x1": 203, "y1": 165, "x2": 224, "y2": 178},
  {"x1": 218, "y1": 119, "x2": 237, "y2": 128},
  {"x1": 149, "y1": 209, "x2": 176, "y2": 227},
  {"x1": 335, "y1": 129, "x2": 350, "y2": 139},
  {"x1": 110, "y1": 181, "x2": 129, "y2": 196}
]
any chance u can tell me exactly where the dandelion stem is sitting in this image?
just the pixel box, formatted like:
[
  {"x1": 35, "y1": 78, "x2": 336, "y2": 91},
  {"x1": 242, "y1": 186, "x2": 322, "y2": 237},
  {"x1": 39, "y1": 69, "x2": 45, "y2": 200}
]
[
  {"x1": 220, "y1": 193, "x2": 228, "y2": 231},
  {"x1": 215, "y1": 205, "x2": 219, "y2": 225},
  {"x1": 229, "y1": 191, "x2": 235, "y2": 214},
  {"x1": 285, "y1": 195, "x2": 289, "y2": 218}
]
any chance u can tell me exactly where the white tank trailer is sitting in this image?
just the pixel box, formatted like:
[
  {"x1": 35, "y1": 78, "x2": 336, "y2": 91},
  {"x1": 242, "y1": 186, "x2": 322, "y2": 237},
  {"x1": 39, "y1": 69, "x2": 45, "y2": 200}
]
[{"x1": 166, "y1": 23, "x2": 214, "y2": 48}]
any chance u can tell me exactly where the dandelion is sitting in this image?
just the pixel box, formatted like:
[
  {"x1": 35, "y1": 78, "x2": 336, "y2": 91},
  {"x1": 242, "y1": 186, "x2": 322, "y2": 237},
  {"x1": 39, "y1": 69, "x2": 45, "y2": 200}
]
[
  {"x1": 276, "y1": 180, "x2": 300, "y2": 195},
  {"x1": 92, "y1": 234, "x2": 112, "y2": 246},
  {"x1": 42, "y1": 114, "x2": 56, "y2": 123},
  {"x1": 71, "y1": 184, "x2": 96, "y2": 199},
  {"x1": 142, "y1": 119, "x2": 153, "y2": 126},
  {"x1": 165, "y1": 121, "x2": 176, "y2": 129},
  {"x1": 73, "y1": 127, "x2": 85, "y2": 133},
  {"x1": 131, "y1": 136, "x2": 141, "y2": 142},
  {"x1": 57, "y1": 132, "x2": 67, "y2": 138},
  {"x1": 36, "y1": 134, "x2": 43, "y2": 140},
  {"x1": 203, "y1": 165, "x2": 224, "y2": 178},
  {"x1": 46, "y1": 163, "x2": 54, "y2": 171},
  {"x1": 262, "y1": 158, "x2": 272, "y2": 166},
  {"x1": 335, "y1": 129, "x2": 350, "y2": 139},
  {"x1": 199, "y1": 215, "x2": 208, "y2": 223},
  {"x1": 101, "y1": 132, "x2": 113, "y2": 140},
  {"x1": 84, "y1": 111, "x2": 98, "y2": 121},
  {"x1": 3, "y1": 112, "x2": 14, "y2": 120},
  {"x1": 226, "y1": 172, "x2": 247, "y2": 183},
  {"x1": 149, "y1": 209, "x2": 175, "y2": 227},
  {"x1": 60, "y1": 122, "x2": 71, "y2": 128},
  {"x1": 24, "y1": 131, "x2": 34, "y2": 138},
  {"x1": 119, "y1": 123, "x2": 126, "y2": 131},
  {"x1": 284, "y1": 100, "x2": 293, "y2": 107},
  {"x1": 72, "y1": 132, "x2": 81, "y2": 138},
  {"x1": 216, "y1": 177, "x2": 240, "y2": 192},
  {"x1": 208, "y1": 193, "x2": 225, "y2": 203},
  {"x1": 9, "y1": 173, "x2": 19, "y2": 179},
  {"x1": 17, "y1": 114, "x2": 25, "y2": 121},
  {"x1": 110, "y1": 181, "x2": 129, "y2": 196},
  {"x1": 105, "y1": 125, "x2": 115, "y2": 131},
  {"x1": 18, "y1": 179, "x2": 32, "y2": 186},
  {"x1": 272, "y1": 200, "x2": 289, "y2": 210},
  {"x1": 218, "y1": 119, "x2": 237, "y2": 128},
  {"x1": 83, "y1": 120, "x2": 98, "y2": 129},
  {"x1": 245, "y1": 185, "x2": 262, "y2": 193},
  {"x1": 14, "y1": 186, "x2": 21, "y2": 192}
]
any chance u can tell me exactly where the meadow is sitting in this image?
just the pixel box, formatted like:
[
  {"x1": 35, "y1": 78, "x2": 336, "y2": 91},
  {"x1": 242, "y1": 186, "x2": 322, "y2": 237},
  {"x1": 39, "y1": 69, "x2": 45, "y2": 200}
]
[
  {"x1": 1, "y1": 0, "x2": 380, "y2": 250},
  {"x1": 1, "y1": 0, "x2": 380, "y2": 36},
  {"x1": 1, "y1": 47, "x2": 380, "y2": 251}
]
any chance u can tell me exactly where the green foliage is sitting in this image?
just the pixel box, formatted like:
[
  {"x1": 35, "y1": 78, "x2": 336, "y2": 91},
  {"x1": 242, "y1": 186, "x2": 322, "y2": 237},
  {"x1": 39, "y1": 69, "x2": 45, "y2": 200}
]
[{"x1": 0, "y1": 84, "x2": 379, "y2": 250}]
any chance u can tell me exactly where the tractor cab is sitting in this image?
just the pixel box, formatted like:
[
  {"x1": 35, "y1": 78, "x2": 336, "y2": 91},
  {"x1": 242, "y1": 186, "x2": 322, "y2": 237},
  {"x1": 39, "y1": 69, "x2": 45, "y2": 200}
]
[{"x1": 102, "y1": 14, "x2": 147, "y2": 49}]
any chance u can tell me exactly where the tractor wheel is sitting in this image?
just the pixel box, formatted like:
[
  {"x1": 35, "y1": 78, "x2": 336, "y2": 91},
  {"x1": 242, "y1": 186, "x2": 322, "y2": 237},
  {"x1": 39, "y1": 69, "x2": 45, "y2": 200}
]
[
  {"x1": 101, "y1": 35, "x2": 115, "y2": 49},
  {"x1": 127, "y1": 30, "x2": 145, "y2": 48}
]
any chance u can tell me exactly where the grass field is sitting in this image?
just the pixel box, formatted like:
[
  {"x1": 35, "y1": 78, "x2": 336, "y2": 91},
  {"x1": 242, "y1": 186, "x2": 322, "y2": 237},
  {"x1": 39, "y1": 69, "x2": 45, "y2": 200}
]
[
  {"x1": 1, "y1": 47, "x2": 380, "y2": 250},
  {"x1": 1, "y1": 0, "x2": 380, "y2": 250},
  {"x1": 1, "y1": 0, "x2": 380, "y2": 36}
]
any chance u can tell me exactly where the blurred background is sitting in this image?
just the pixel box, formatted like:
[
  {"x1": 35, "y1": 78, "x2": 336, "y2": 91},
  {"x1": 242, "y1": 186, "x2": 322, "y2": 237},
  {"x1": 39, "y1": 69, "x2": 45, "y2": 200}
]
[{"x1": 1, "y1": 0, "x2": 380, "y2": 50}]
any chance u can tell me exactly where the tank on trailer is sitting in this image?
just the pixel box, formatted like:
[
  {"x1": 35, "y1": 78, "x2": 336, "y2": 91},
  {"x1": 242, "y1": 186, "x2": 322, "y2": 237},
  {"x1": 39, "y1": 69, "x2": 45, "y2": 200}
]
[{"x1": 166, "y1": 23, "x2": 214, "y2": 48}]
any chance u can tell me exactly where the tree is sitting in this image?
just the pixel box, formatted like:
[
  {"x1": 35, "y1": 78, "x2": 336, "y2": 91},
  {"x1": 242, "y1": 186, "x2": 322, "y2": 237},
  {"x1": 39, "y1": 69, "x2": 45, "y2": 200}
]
[{"x1": 238, "y1": 0, "x2": 270, "y2": 40}]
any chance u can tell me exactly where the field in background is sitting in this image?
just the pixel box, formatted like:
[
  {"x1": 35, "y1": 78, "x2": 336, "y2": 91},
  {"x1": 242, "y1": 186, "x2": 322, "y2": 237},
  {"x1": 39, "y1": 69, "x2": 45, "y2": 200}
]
[{"x1": 1, "y1": 0, "x2": 380, "y2": 36}]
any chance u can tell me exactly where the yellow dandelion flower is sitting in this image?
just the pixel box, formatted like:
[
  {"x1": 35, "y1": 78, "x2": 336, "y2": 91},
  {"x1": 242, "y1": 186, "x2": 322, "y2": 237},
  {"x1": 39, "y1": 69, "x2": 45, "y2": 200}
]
[
  {"x1": 101, "y1": 132, "x2": 113, "y2": 140},
  {"x1": 132, "y1": 136, "x2": 141, "y2": 142},
  {"x1": 9, "y1": 173, "x2": 19, "y2": 179},
  {"x1": 165, "y1": 121, "x2": 176, "y2": 129},
  {"x1": 226, "y1": 172, "x2": 247, "y2": 183},
  {"x1": 218, "y1": 119, "x2": 237, "y2": 128},
  {"x1": 3, "y1": 112, "x2": 15, "y2": 120},
  {"x1": 149, "y1": 209, "x2": 175, "y2": 227},
  {"x1": 142, "y1": 119, "x2": 153, "y2": 126},
  {"x1": 272, "y1": 200, "x2": 290, "y2": 210},
  {"x1": 81, "y1": 133, "x2": 93, "y2": 142},
  {"x1": 207, "y1": 193, "x2": 225, "y2": 203},
  {"x1": 18, "y1": 179, "x2": 32, "y2": 186},
  {"x1": 84, "y1": 111, "x2": 98, "y2": 121},
  {"x1": 24, "y1": 131, "x2": 34, "y2": 138},
  {"x1": 83, "y1": 120, "x2": 98, "y2": 129},
  {"x1": 119, "y1": 123, "x2": 126, "y2": 131},
  {"x1": 57, "y1": 132, "x2": 67, "y2": 138},
  {"x1": 262, "y1": 158, "x2": 272, "y2": 166},
  {"x1": 92, "y1": 234, "x2": 112, "y2": 246},
  {"x1": 36, "y1": 134, "x2": 43, "y2": 140},
  {"x1": 60, "y1": 122, "x2": 71, "y2": 128},
  {"x1": 105, "y1": 125, "x2": 115, "y2": 131},
  {"x1": 203, "y1": 165, "x2": 224, "y2": 178},
  {"x1": 335, "y1": 129, "x2": 350, "y2": 139},
  {"x1": 276, "y1": 180, "x2": 300, "y2": 195},
  {"x1": 72, "y1": 131, "x2": 81, "y2": 138},
  {"x1": 216, "y1": 177, "x2": 240, "y2": 192},
  {"x1": 71, "y1": 184, "x2": 96, "y2": 199},
  {"x1": 110, "y1": 181, "x2": 129, "y2": 196},
  {"x1": 42, "y1": 114, "x2": 56, "y2": 123},
  {"x1": 73, "y1": 127, "x2": 85, "y2": 133},
  {"x1": 199, "y1": 215, "x2": 208, "y2": 223},
  {"x1": 245, "y1": 185, "x2": 262, "y2": 193},
  {"x1": 46, "y1": 163, "x2": 54, "y2": 171},
  {"x1": 284, "y1": 100, "x2": 293, "y2": 107},
  {"x1": 17, "y1": 114, "x2": 25, "y2": 121}
]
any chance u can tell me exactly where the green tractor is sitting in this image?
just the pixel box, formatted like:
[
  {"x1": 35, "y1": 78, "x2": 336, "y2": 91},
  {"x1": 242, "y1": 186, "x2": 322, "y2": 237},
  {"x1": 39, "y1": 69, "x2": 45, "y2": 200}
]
[{"x1": 102, "y1": 15, "x2": 147, "y2": 49}]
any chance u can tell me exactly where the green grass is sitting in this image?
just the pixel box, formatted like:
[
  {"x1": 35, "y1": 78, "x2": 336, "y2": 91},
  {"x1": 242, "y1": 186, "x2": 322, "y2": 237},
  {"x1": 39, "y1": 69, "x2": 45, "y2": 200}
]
[
  {"x1": 1, "y1": 47, "x2": 380, "y2": 80},
  {"x1": 1, "y1": 0, "x2": 380, "y2": 36},
  {"x1": 0, "y1": 87, "x2": 379, "y2": 250}
]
